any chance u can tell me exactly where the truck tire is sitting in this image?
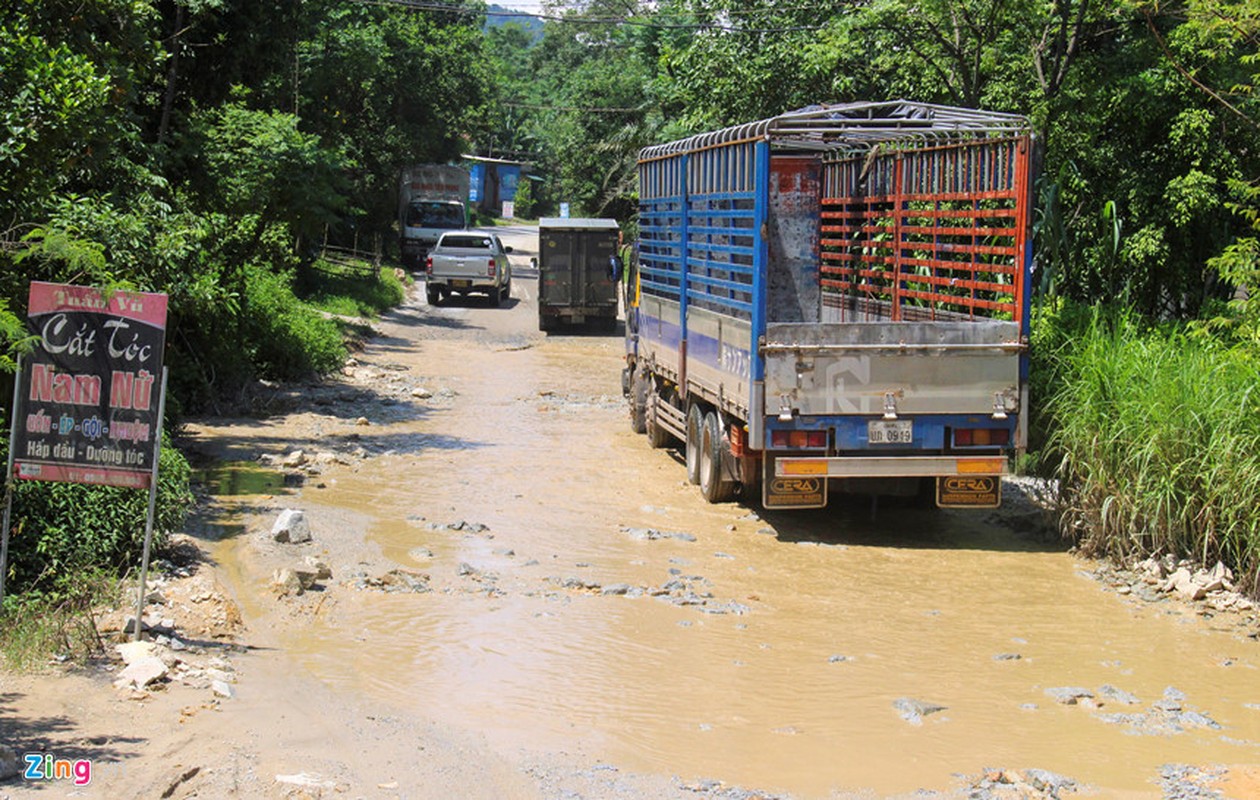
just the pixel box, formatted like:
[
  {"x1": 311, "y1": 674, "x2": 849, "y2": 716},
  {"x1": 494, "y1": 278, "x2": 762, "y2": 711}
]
[
  {"x1": 646, "y1": 392, "x2": 671, "y2": 449},
  {"x1": 685, "y1": 404, "x2": 704, "y2": 484},
  {"x1": 629, "y1": 367, "x2": 648, "y2": 434},
  {"x1": 426, "y1": 287, "x2": 441, "y2": 306},
  {"x1": 699, "y1": 411, "x2": 736, "y2": 503},
  {"x1": 500, "y1": 279, "x2": 511, "y2": 304}
]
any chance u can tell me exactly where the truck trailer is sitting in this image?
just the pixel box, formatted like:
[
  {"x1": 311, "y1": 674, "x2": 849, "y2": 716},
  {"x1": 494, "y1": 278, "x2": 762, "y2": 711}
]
[
  {"x1": 398, "y1": 165, "x2": 471, "y2": 270},
  {"x1": 537, "y1": 217, "x2": 621, "y2": 332},
  {"x1": 624, "y1": 100, "x2": 1035, "y2": 509}
]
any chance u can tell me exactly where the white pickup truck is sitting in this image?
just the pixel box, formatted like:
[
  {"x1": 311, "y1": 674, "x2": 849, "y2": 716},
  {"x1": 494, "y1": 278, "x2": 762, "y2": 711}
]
[{"x1": 425, "y1": 230, "x2": 513, "y2": 307}]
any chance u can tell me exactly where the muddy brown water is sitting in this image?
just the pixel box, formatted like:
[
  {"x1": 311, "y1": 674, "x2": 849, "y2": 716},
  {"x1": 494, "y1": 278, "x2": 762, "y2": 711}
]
[{"x1": 201, "y1": 227, "x2": 1260, "y2": 798}]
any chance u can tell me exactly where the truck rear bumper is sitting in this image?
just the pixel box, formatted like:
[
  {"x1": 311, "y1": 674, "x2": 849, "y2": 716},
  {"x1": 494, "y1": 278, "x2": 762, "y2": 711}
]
[{"x1": 774, "y1": 455, "x2": 1008, "y2": 479}]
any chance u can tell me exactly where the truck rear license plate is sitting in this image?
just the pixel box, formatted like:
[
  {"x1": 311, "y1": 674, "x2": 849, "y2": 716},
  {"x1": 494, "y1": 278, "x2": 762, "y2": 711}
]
[
  {"x1": 451, "y1": 280, "x2": 471, "y2": 288},
  {"x1": 936, "y1": 475, "x2": 1001, "y2": 508},
  {"x1": 868, "y1": 420, "x2": 913, "y2": 444}
]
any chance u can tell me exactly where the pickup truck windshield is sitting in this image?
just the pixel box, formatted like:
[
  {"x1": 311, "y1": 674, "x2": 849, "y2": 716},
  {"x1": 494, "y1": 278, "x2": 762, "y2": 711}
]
[
  {"x1": 407, "y1": 201, "x2": 464, "y2": 228},
  {"x1": 440, "y1": 236, "x2": 493, "y2": 249}
]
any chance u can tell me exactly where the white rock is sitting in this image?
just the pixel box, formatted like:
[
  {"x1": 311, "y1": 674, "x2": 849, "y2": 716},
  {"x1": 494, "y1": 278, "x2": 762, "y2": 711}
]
[
  {"x1": 113, "y1": 656, "x2": 168, "y2": 690},
  {"x1": 271, "y1": 509, "x2": 312, "y2": 544},
  {"x1": 304, "y1": 557, "x2": 333, "y2": 580},
  {"x1": 212, "y1": 680, "x2": 235, "y2": 699},
  {"x1": 281, "y1": 450, "x2": 307, "y2": 468},
  {"x1": 273, "y1": 568, "x2": 304, "y2": 596},
  {"x1": 116, "y1": 641, "x2": 161, "y2": 666},
  {"x1": 411, "y1": 388, "x2": 433, "y2": 399},
  {"x1": 355, "y1": 416, "x2": 371, "y2": 426},
  {"x1": 275, "y1": 773, "x2": 336, "y2": 789},
  {"x1": 1171, "y1": 568, "x2": 1207, "y2": 600}
]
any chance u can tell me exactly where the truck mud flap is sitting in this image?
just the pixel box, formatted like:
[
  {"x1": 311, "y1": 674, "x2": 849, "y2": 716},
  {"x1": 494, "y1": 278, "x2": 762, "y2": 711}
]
[
  {"x1": 935, "y1": 475, "x2": 1001, "y2": 508},
  {"x1": 762, "y1": 455, "x2": 827, "y2": 509}
]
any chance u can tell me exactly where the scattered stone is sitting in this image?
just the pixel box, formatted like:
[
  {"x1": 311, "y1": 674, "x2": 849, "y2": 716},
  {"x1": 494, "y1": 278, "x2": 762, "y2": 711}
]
[
  {"x1": 271, "y1": 509, "x2": 312, "y2": 544},
  {"x1": 493, "y1": 548, "x2": 515, "y2": 557},
  {"x1": 894, "y1": 697, "x2": 947, "y2": 726},
  {"x1": 428, "y1": 520, "x2": 489, "y2": 533},
  {"x1": 113, "y1": 656, "x2": 168, "y2": 690},
  {"x1": 993, "y1": 653, "x2": 1022, "y2": 661},
  {"x1": 411, "y1": 388, "x2": 433, "y2": 399},
  {"x1": 713, "y1": 552, "x2": 735, "y2": 560},
  {"x1": 275, "y1": 773, "x2": 337, "y2": 790},
  {"x1": 0, "y1": 744, "x2": 21, "y2": 781},
  {"x1": 1024, "y1": 768, "x2": 1077, "y2": 795},
  {"x1": 212, "y1": 680, "x2": 234, "y2": 699},
  {"x1": 272, "y1": 568, "x2": 304, "y2": 596},
  {"x1": 601, "y1": 584, "x2": 632, "y2": 596},
  {"x1": 409, "y1": 548, "x2": 435, "y2": 561},
  {"x1": 621, "y1": 526, "x2": 696, "y2": 542},
  {"x1": 355, "y1": 417, "x2": 371, "y2": 426},
  {"x1": 828, "y1": 654, "x2": 850, "y2": 663},
  {"x1": 304, "y1": 557, "x2": 333, "y2": 580},
  {"x1": 1098, "y1": 684, "x2": 1140, "y2": 705},
  {"x1": 1045, "y1": 687, "x2": 1094, "y2": 705},
  {"x1": 1159, "y1": 764, "x2": 1226, "y2": 800},
  {"x1": 756, "y1": 527, "x2": 776, "y2": 536},
  {"x1": 117, "y1": 641, "x2": 162, "y2": 666},
  {"x1": 281, "y1": 450, "x2": 307, "y2": 468}
]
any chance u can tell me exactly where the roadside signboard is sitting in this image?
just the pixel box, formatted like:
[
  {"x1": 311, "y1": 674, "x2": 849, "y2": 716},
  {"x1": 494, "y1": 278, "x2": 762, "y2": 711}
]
[{"x1": 12, "y1": 282, "x2": 168, "y2": 489}]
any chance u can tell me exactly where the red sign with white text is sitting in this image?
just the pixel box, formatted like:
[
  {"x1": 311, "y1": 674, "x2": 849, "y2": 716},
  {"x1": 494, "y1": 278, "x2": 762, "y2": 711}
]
[{"x1": 12, "y1": 283, "x2": 168, "y2": 488}]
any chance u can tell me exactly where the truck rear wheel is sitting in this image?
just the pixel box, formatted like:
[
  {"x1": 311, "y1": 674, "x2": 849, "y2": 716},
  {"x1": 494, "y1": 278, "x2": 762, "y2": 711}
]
[
  {"x1": 426, "y1": 286, "x2": 441, "y2": 306},
  {"x1": 685, "y1": 404, "x2": 704, "y2": 484},
  {"x1": 699, "y1": 411, "x2": 736, "y2": 503}
]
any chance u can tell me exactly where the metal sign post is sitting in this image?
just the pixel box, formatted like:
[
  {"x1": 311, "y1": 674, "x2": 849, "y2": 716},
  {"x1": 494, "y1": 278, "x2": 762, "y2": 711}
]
[
  {"x1": 132, "y1": 367, "x2": 169, "y2": 642},
  {"x1": 1, "y1": 354, "x2": 23, "y2": 608}
]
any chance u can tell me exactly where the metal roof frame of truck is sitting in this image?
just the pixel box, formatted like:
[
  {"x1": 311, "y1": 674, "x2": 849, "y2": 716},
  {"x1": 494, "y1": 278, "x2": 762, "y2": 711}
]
[{"x1": 639, "y1": 100, "x2": 1031, "y2": 159}]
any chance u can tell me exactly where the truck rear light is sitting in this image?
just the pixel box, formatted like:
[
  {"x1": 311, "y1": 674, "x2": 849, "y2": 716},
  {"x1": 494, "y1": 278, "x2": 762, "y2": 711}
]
[
  {"x1": 487, "y1": 259, "x2": 496, "y2": 278},
  {"x1": 425, "y1": 256, "x2": 433, "y2": 275},
  {"x1": 954, "y1": 428, "x2": 1010, "y2": 447},
  {"x1": 770, "y1": 430, "x2": 827, "y2": 449}
]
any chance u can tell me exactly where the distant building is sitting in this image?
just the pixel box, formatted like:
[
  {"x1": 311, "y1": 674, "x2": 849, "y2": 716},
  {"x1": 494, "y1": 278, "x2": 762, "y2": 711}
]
[{"x1": 463, "y1": 155, "x2": 529, "y2": 217}]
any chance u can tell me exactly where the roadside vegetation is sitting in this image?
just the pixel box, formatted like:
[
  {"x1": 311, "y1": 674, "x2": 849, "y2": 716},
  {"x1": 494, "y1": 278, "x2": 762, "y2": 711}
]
[{"x1": 4, "y1": 0, "x2": 1260, "y2": 658}]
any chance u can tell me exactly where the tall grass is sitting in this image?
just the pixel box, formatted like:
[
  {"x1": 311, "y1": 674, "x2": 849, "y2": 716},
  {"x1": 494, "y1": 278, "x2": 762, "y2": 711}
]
[{"x1": 1047, "y1": 310, "x2": 1260, "y2": 588}]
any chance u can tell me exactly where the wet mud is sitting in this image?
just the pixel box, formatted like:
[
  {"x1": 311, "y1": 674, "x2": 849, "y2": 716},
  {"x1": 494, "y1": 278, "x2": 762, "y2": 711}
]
[{"x1": 189, "y1": 226, "x2": 1260, "y2": 798}]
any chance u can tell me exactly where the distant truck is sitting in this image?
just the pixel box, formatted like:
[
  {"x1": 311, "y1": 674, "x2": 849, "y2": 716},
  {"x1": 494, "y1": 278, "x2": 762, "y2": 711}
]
[
  {"x1": 537, "y1": 218, "x2": 620, "y2": 332},
  {"x1": 398, "y1": 165, "x2": 470, "y2": 270},
  {"x1": 624, "y1": 100, "x2": 1035, "y2": 509}
]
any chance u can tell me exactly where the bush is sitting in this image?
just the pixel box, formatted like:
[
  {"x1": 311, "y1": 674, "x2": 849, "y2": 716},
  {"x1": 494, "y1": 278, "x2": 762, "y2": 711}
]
[
  {"x1": 296, "y1": 261, "x2": 406, "y2": 319},
  {"x1": 244, "y1": 263, "x2": 346, "y2": 380},
  {"x1": 1046, "y1": 313, "x2": 1260, "y2": 586},
  {"x1": 1, "y1": 442, "x2": 193, "y2": 600}
]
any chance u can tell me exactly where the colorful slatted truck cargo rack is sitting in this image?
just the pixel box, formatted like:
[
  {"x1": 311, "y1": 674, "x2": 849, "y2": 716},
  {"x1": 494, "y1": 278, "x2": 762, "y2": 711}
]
[{"x1": 623, "y1": 100, "x2": 1035, "y2": 509}]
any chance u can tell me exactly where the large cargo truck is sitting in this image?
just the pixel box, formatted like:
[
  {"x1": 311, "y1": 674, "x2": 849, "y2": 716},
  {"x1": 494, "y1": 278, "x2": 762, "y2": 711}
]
[
  {"x1": 537, "y1": 218, "x2": 621, "y2": 332},
  {"x1": 398, "y1": 165, "x2": 470, "y2": 270},
  {"x1": 624, "y1": 101, "x2": 1035, "y2": 509}
]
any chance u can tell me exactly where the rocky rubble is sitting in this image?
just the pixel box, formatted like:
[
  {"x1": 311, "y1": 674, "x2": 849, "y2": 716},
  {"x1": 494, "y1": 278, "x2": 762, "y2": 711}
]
[
  {"x1": 965, "y1": 768, "x2": 1078, "y2": 799},
  {"x1": 1094, "y1": 556, "x2": 1258, "y2": 620}
]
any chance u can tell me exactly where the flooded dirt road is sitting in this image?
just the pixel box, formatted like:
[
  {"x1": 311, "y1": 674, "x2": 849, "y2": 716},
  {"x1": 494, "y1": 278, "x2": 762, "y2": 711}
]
[{"x1": 189, "y1": 225, "x2": 1260, "y2": 799}]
